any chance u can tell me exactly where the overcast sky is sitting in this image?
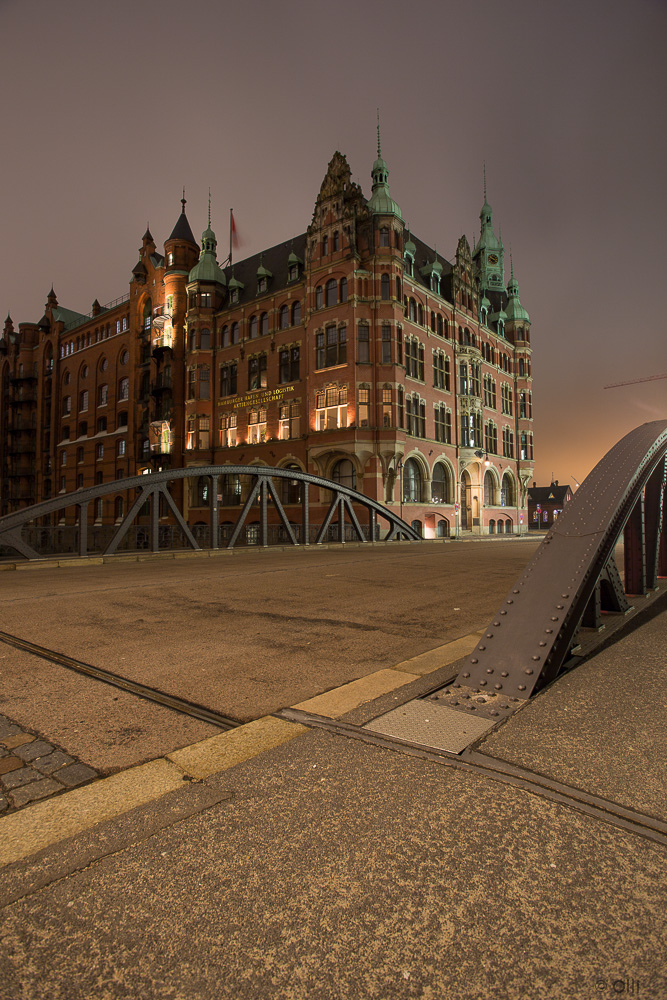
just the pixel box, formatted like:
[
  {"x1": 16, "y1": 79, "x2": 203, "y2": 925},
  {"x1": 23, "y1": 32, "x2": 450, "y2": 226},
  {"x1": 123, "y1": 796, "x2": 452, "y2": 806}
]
[{"x1": 1, "y1": 0, "x2": 665, "y2": 487}]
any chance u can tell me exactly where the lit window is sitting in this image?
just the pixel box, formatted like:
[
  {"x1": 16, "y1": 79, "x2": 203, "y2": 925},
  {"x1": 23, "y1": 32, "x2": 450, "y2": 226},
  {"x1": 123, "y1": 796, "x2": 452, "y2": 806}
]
[
  {"x1": 382, "y1": 387, "x2": 392, "y2": 427},
  {"x1": 316, "y1": 386, "x2": 347, "y2": 430},
  {"x1": 198, "y1": 416, "x2": 210, "y2": 450},
  {"x1": 247, "y1": 407, "x2": 267, "y2": 444},
  {"x1": 278, "y1": 402, "x2": 300, "y2": 440},
  {"x1": 358, "y1": 387, "x2": 370, "y2": 427},
  {"x1": 248, "y1": 355, "x2": 267, "y2": 390},
  {"x1": 219, "y1": 412, "x2": 237, "y2": 447}
]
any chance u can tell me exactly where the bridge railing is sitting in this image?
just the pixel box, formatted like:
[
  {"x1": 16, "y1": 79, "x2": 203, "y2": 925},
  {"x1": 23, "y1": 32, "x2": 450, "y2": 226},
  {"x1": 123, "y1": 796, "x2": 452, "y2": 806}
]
[{"x1": 0, "y1": 466, "x2": 422, "y2": 561}]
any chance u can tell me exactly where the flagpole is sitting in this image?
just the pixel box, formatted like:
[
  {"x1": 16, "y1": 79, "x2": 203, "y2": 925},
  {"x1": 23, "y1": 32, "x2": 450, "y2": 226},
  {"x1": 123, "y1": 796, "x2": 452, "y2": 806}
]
[{"x1": 229, "y1": 208, "x2": 233, "y2": 267}]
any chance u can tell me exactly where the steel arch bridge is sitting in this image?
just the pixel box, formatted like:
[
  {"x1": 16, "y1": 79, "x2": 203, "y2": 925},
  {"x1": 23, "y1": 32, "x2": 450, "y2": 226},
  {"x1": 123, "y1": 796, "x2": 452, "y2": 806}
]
[
  {"x1": 443, "y1": 419, "x2": 667, "y2": 718},
  {"x1": 0, "y1": 465, "x2": 422, "y2": 561}
]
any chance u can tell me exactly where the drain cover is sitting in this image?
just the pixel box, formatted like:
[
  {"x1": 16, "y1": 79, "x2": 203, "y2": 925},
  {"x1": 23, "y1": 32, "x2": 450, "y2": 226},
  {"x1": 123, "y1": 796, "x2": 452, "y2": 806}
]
[{"x1": 363, "y1": 699, "x2": 496, "y2": 754}]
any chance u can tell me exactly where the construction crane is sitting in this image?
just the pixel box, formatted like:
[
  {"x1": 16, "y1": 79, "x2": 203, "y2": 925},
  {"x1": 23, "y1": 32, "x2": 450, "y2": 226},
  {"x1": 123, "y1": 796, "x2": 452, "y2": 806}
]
[{"x1": 604, "y1": 373, "x2": 667, "y2": 389}]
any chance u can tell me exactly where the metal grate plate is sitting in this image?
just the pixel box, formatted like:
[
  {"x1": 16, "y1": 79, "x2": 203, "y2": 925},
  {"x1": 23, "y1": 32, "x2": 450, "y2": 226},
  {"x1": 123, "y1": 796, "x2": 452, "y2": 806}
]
[{"x1": 363, "y1": 699, "x2": 496, "y2": 754}]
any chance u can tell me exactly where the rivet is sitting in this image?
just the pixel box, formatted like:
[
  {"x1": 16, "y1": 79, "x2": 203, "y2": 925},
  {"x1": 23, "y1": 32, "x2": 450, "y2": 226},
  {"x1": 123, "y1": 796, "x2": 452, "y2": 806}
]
[
  {"x1": 561, "y1": 593, "x2": 569, "y2": 598},
  {"x1": 479, "y1": 645, "x2": 486, "y2": 651},
  {"x1": 486, "y1": 632, "x2": 494, "y2": 638},
  {"x1": 532, "y1": 655, "x2": 540, "y2": 661},
  {"x1": 490, "y1": 711, "x2": 499, "y2": 717},
  {"x1": 500, "y1": 671, "x2": 508, "y2": 677},
  {"x1": 556, "y1": 604, "x2": 564, "y2": 610},
  {"x1": 525, "y1": 668, "x2": 534, "y2": 675},
  {"x1": 551, "y1": 616, "x2": 559, "y2": 622},
  {"x1": 494, "y1": 683, "x2": 502, "y2": 690},
  {"x1": 486, "y1": 668, "x2": 494, "y2": 674},
  {"x1": 469, "y1": 705, "x2": 476, "y2": 710},
  {"x1": 493, "y1": 621, "x2": 501, "y2": 627},
  {"x1": 518, "y1": 684, "x2": 526, "y2": 691},
  {"x1": 476, "y1": 697, "x2": 485, "y2": 704},
  {"x1": 506, "y1": 599, "x2": 514, "y2": 604},
  {"x1": 479, "y1": 679, "x2": 487, "y2": 686},
  {"x1": 471, "y1": 658, "x2": 478, "y2": 664},
  {"x1": 539, "y1": 641, "x2": 547, "y2": 647},
  {"x1": 452, "y1": 682, "x2": 460, "y2": 688},
  {"x1": 513, "y1": 589, "x2": 520, "y2": 594},
  {"x1": 462, "y1": 672, "x2": 470, "y2": 678},
  {"x1": 545, "y1": 629, "x2": 553, "y2": 634},
  {"x1": 500, "y1": 610, "x2": 507, "y2": 615}
]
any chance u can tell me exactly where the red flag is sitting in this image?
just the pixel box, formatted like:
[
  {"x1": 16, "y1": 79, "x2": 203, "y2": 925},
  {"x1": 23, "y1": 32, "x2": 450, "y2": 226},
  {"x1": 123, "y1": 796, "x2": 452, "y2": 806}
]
[{"x1": 231, "y1": 211, "x2": 240, "y2": 249}]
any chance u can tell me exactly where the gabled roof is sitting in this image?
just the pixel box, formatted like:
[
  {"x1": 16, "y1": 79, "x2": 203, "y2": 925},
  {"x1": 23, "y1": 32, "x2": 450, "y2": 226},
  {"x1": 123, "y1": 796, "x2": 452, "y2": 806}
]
[{"x1": 527, "y1": 485, "x2": 572, "y2": 505}]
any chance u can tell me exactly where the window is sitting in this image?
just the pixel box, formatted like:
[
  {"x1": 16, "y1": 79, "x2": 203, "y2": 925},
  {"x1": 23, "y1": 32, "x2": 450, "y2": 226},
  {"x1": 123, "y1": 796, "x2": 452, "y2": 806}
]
[
  {"x1": 403, "y1": 459, "x2": 421, "y2": 502},
  {"x1": 358, "y1": 387, "x2": 370, "y2": 426},
  {"x1": 316, "y1": 326, "x2": 346, "y2": 369},
  {"x1": 433, "y1": 353, "x2": 448, "y2": 390},
  {"x1": 97, "y1": 416, "x2": 107, "y2": 433},
  {"x1": 322, "y1": 235, "x2": 329, "y2": 256},
  {"x1": 358, "y1": 325, "x2": 370, "y2": 363},
  {"x1": 248, "y1": 354, "x2": 267, "y2": 390},
  {"x1": 332, "y1": 459, "x2": 356, "y2": 490},
  {"x1": 260, "y1": 312, "x2": 268, "y2": 337},
  {"x1": 187, "y1": 369, "x2": 196, "y2": 399},
  {"x1": 115, "y1": 497, "x2": 124, "y2": 521},
  {"x1": 316, "y1": 386, "x2": 347, "y2": 430},
  {"x1": 431, "y1": 464, "x2": 452, "y2": 504},
  {"x1": 229, "y1": 288, "x2": 239, "y2": 305},
  {"x1": 460, "y1": 411, "x2": 482, "y2": 448},
  {"x1": 418, "y1": 304, "x2": 424, "y2": 326},
  {"x1": 199, "y1": 416, "x2": 210, "y2": 450},
  {"x1": 379, "y1": 228, "x2": 389, "y2": 247},
  {"x1": 288, "y1": 264, "x2": 299, "y2": 281},
  {"x1": 381, "y1": 274, "x2": 390, "y2": 300},
  {"x1": 249, "y1": 315, "x2": 258, "y2": 339},
  {"x1": 404, "y1": 254, "x2": 414, "y2": 276},
  {"x1": 406, "y1": 394, "x2": 425, "y2": 437},
  {"x1": 279, "y1": 347, "x2": 300, "y2": 383},
  {"x1": 430, "y1": 273, "x2": 440, "y2": 294},
  {"x1": 501, "y1": 384, "x2": 513, "y2": 415},
  {"x1": 278, "y1": 402, "x2": 300, "y2": 440},
  {"x1": 502, "y1": 427, "x2": 514, "y2": 458},
  {"x1": 280, "y1": 305, "x2": 289, "y2": 330},
  {"x1": 325, "y1": 278, "x2": 337, "y2": 307},
  {"x1": 78, "y1": 421, "x2": 87, "y2": 437},
  {"x1": 257, "y1": 277, "x2": 267, "y2": 294},
  {"x1": 199, "y1": 366, "x2": 210, "y2": 399},
  {"x1": 381, "y1": 325, "x2": 391, "y2": 364},
  {"x1": 501, "y1": 473, "x2": 515, "y2": 506},
  {"x1": 484, "y1": 376, "x2": 497, "y2": 409},
  {"x1": 408, "y1": 298, "x2": 417, "y2": 322},
  {"x1": 98, "y1": 385, "x2": 108, "y2": 406},
  {"x1": 291, "y1": 301, "x2": 301, "y2": 326},
  {"x1": 247, "y1": 407, "x2": 267, "y2": 443},
  {"x1": 282, "y1": 463, "x2": 302, "y2": 504},
  {"x1": 434, "y1": 404, "x2": 450, "y2": 443},
  {"x1": 77, "y1": 446, "x2": 84, "y2": 464},
  {"x1": 405, "y1": 340, "x2": 424, "y2": 380},
  {"x1": 81, "y1": 365, "x2": 89, "y2": 379},
  {"x1": 96, "y1": 443, "x2": 104, "y2": 460},
  {"x1": 117, "y1": 411, "x2": 128, "y2": 427},
  {"x1": 333, "y1": 231, "x2": 339, "y2": 252},
  {"x1": 382, "y1": 387, "x2": 392, "y2": 427},
  {"x1": 118, "y1": 377, "x2": 129, "y2": 401},
  {"x1": 117, "y1": 439, "x2": 126, "y2": 458},
  {"x1": 186, "y1": 417, "x2": 195, "y2": 450},
  {"x1": 200, "y1": 292, "x2": 212, "y2": 309},
  {"x1": 485, "y1": 422, "x2": 498, "y2": 455},
  {"x1": 79, "y1": 390, "x2": 89, "y2": 411},
  {"x1": 61, "y1": 451, "x2": 67, "y2": 467},
  {"x1": 231, "y1": 322, "x2": 240, "y2": 344},
  {"x1": 316, "y1": 285, "x2": 323, "y2": 309},
  {"x1": 220, "y1": 363, "x2": 238, "y2": 397},
  {"x1": 200, "y1": 328, "x2": 210, "y2": 350},
  {"x1": 168, "y1": 252, "x2": 174, "y2": 266},
  {"x1": 221, "y1": 325, "x2": 230, "y2": 347},
  {"x1": 397, "y1": 386, "x2": 404, "y2": 428},
  {"x1": 120, "y1": 350, "x2": 129, "y2": 365},
  {"x1": 397, "y1": 329, "x2": 403, "y2": 365},
  {"x1": 219, "y1": 412, "x2": 237, "y2": 447}
]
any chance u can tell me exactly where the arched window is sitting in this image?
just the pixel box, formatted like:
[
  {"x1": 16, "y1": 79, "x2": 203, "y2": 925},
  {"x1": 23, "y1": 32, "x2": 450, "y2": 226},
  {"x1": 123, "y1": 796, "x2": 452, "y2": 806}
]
[
  {"x1": 431, "y1": 463, "x2": 452, "y2": 504},
  {"x1": 332, "y1": 459, "x2": 356, "y2": 491},
  {"x1": 260, "y1": 312, "x2": 268, "y2": 336},
  {"x1": 489, "y1": 519, "x2": 496, "y2": 534},
  {"x1": 333, "y1": 231, "x2": 339, "y2": 252},
  {"x1": 114, "y1": 496, "x2": 124, "y2": 521},
  {"x1": 339, "y1": 277, "x2": 347, "y2": 303},
  {"x1": 411, "y1": 519, "x2": 422, "y2": 536},
  {"x1": 483, "y1": 470, "x2": 496, "y2": 506},
  {"x1": 118, "y1": 377, "x2": 129, "y2": 400},
  {"x1": 403, "y1": 458, "x2": 422, "y2": 502},
  {"x1": 436, "y1": 519, "x2": 449, "y2": 538},
  {"x1": 409, "y1": 299, "x2": 416, "y2": 322},
  {"x1": 280, "y1": 304, "x2": 289, "y2": 329},
  {"x1": 316, "y1": 285, "x2": 323, "y2": 309},
  {"x1": 142, "y1": 299, "x2": 152, "y2": 331},
  {"x1": 291, "y1": 301, "x2": 301, "y2": 325},
  {"x1": 231, "y1": 322, "x2": 239, "y2": 344},
  {"x1": 418, "y1": 304, "x2": 424, "y2": 326},
  {"x1": 325, "y1": 278, "x2": 337, "y2": 307},
  {"x1": 249, "y1": 315, "x2": 258, "y2": 339},
  {"x1": 381, "y1": 274, "x2": 390, "y2": 301},
  {"x1": 322, "y1": 235, "x2": 329, "y2": 256},
  {"x1": 117, "y1": 410, "x2": 128, "y2": 428},
  {"x1": 500, "y1": 473, "x2": 515, "y2": 507},
  {"x1": 221, "y1": 325, "x2": 229, "y2": 347},
  {"x1": 282, "y1": 463, "x2": 302, "y2": 505}
]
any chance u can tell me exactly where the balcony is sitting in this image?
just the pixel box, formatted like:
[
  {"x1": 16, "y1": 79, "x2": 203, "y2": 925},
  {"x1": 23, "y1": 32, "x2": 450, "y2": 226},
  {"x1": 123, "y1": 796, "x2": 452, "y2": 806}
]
[
  {"x1": 9, "y1": 392, "x2": 37, "y2": 406},
  {"x1": 151, "y1": 373, "x2": 173, "y2": 395},
  {"x1": 9, "y1": 372, "x2": 37, "y2": 384}
]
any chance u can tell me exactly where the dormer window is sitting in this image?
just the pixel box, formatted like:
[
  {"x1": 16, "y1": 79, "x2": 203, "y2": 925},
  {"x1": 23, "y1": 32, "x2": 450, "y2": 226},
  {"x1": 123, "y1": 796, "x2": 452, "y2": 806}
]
[
  {"x1": 430, "y1": 273, "x2": 440, "y2": 294},
  {"x1": 230, "y1": 288, "x2": 239, "y2": 304},
  {"x1": 288, "y1": 264, "x2": 299, "y2": 281},
  {"x1": 404, "y1": 254, "x2": 414, "y2": 277},
  {"x1": 258, "y1": 276, "x2": 268, "y2": 293}
]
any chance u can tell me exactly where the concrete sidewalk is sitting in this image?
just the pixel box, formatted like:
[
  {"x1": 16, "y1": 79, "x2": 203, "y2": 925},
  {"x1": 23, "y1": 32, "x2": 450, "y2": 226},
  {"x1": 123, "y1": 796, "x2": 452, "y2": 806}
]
[{"x1": 1, "y1": 595, "x2": 665, "y2": 999}]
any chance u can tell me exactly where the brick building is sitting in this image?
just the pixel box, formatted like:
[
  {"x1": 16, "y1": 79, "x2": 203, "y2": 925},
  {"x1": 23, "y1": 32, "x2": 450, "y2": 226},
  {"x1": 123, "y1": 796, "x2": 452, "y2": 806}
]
[{"x1": 0, "y1": 143, "x2": 534, "y2": 538}]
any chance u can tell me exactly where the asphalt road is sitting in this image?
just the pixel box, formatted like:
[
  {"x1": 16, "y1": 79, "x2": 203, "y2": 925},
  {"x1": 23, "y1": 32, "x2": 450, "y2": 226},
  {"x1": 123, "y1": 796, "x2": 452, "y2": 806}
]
[{"x1": 0, "y1": 540, "x2": 540, "y2": 770}]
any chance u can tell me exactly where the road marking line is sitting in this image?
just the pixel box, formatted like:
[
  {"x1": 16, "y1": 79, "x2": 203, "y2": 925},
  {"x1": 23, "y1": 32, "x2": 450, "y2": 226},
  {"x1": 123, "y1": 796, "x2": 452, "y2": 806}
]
[
  {"x1": 391, "y1": 632, "x2": 484, "y2": 675},
  {"x1": 293, "y1": 668, "x2": 419, "y2": 718},
  {"x1": 167, "y1": 716, "x2": 308, "y2": 780}
]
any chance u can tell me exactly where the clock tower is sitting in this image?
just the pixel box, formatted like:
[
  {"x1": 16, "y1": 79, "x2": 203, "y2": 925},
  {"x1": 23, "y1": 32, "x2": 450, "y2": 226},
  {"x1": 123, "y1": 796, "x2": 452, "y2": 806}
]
[{"x1": 472, "y1": 170, "x2": 505, "y2": 294}]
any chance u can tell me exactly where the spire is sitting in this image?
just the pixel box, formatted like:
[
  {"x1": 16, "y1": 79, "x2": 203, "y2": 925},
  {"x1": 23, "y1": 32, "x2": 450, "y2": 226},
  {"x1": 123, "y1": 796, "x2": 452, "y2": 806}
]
[
  {"x1": 167, "y1": 189, "x2": 197, "y2": 244},
  {"x1": 208, "y1": 188, "x2": 211, "y2": 229},
  {"x1": 142, "y1": 224, "x2": 154, "y2": 246},
  {"x1": 505, "y1": 254, "x2": 530, "y2": 324},
  {"x1": 188, "y1": 199, "x2": 225, "y2": 287},
  {"x1": 368, "y1": 115, "x2": 402, "y2": 220}
]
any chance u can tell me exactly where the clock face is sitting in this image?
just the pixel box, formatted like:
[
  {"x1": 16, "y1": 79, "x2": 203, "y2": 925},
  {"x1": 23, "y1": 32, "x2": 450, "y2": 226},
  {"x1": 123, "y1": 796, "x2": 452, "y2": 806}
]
[{"x1": 488, "y1": 253, "x2": 499, "y2": 265}]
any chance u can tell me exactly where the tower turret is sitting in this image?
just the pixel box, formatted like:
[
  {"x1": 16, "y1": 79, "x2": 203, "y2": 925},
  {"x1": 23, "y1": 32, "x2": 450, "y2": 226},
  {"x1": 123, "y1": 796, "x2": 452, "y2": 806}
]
[{"x1": 473, "y1": 168, "x2": 505, "y2": 293}]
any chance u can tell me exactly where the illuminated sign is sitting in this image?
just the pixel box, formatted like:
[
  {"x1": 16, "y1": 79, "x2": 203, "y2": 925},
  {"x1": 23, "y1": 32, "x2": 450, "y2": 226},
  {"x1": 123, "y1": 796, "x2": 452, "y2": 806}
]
[{"x1": 219, "y1": 385, "x2": 295, "y2": 410}]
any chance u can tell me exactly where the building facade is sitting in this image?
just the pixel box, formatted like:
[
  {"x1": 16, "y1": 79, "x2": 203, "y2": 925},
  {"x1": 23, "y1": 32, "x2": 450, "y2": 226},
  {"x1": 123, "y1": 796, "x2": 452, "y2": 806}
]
[
  {"x1": 0, "y1": 146, "x2": 534, "y2": 538},
  {"x1": 527, "y1": 482, "x2": 572, "y2": 530}
]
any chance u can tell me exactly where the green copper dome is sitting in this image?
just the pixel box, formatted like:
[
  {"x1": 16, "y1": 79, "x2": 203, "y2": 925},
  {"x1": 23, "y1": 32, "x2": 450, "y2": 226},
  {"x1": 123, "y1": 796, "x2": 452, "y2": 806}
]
[
  {"x1": 505, "y1": 276, "x2": 530, "y2": 324},
  {"x1": 368, "y1": 125, "x2": 402, "y2": 219},
  {"x1": 188, "y1": 219, "x2": 226, "y2": 286}
]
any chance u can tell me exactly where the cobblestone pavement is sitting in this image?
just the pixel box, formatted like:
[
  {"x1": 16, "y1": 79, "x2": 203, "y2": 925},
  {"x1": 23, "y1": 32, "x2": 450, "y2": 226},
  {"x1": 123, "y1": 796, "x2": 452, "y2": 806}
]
[{"x1": 0, "y1": 714, "x2": 98, "y2": 814}]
